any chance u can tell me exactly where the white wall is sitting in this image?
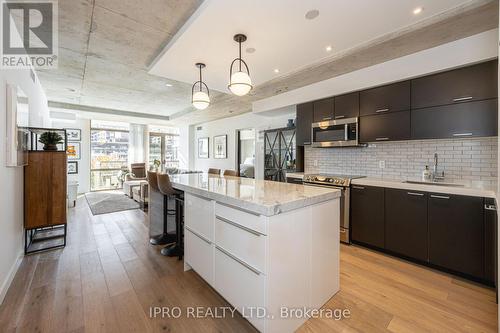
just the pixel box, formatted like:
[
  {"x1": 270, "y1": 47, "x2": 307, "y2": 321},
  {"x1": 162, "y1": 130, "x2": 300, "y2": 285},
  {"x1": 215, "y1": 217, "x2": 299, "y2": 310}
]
[
  {"x1": 0, "y1": 68, "x2": 50, "y2": 304},
  {"x1": 191, "y1": 112, "x2": 295, "y2": 179},
  {"x1": 51, "y1": 118, "x2": 91, "y2": 194}
]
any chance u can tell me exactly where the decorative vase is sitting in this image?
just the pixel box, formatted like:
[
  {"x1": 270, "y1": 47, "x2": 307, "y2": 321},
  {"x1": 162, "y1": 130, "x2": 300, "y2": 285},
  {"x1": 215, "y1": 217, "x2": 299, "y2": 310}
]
[
  {"x1": 287, "y1": 119, "x2": 295, "y2": 128},
  {"x1": 43, "y1": 144, "x2": 58, "y2": 151}
]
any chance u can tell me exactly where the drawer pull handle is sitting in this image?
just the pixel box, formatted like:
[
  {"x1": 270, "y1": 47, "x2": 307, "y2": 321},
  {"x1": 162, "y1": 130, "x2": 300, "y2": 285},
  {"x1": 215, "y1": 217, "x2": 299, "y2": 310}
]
[
  {"x1": 216, "y1": 215, "x2": 263, "y2": 236},
  {"x1": 452, "y1": 96, "x2": 473, "y2": 102},
  {"x1": 303, "y1": 141, "x2": 311, "y2": 145},
  {"x1": 352, "y1": 186, "x2": 365, "y2": 190},
  {"x1": 485, "y1": 204, "x2": 497, "y2": 211},
  {"x1": 335, "y1": 115, "x2": 345, "y2": 119},
  {"x1": 216, "y1": 245, "x2": 262, "y2": 276},
  {"x1": 185, "y1": 226, "x2": 211, "y2": 244},
  {"x1": 407, "y1": 192, "x2": 424, "y2": 196},
  {"x1": 375, "y1": 108, "x2": 389, "y2": 113},
  {"x1": 375, "y1": 137, "x2": 389, "y2": 141},
  {"x1": 452, "y1": 133, "x2": 473, "y2": 137},
  {"x1": 322, "y1": 116, "x2": 332, "y2": 120},
  {"x1": 430, "y1": 195, "x2": 450, "y2": 200}
]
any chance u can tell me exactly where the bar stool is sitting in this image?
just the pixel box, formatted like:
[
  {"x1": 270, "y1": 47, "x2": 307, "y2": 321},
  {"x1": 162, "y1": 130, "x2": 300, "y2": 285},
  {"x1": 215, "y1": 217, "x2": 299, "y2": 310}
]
[
  {"x1": 223, "y1": 169, "x2": 238, "y2": 177},
  {"x1": 157, "y1": 173, "x2": 184, "y2": 259},
  {"x1": 147, "y1": 171, "x2": 176, "y2": 246},
  {"x1": 208, "y1": 168, "x2": 221, "y2": 175}
]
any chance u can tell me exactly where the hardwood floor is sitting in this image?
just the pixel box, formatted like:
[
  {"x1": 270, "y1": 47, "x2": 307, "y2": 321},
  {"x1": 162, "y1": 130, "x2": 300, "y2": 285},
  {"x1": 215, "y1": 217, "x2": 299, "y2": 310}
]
[{"x1": 0, "y1": 196, "x2": 497, "y2": 332}]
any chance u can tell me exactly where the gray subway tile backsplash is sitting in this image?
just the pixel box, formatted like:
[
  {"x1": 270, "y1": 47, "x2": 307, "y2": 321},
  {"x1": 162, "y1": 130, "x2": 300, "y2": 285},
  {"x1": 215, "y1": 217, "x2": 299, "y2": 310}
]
[{"x1": 304, "y1": 137, "x2": 498, "y2": 186}]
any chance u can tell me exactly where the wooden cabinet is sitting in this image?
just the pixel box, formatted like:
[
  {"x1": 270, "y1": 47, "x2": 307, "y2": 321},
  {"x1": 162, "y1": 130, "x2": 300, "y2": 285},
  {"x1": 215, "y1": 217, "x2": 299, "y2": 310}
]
[
  {"x1": 313, "y1": 97, "x2": 334, "y2": 122},
  {"x1": 428, "y1": 193, "x2": 484, "y2": 278},
  {"x1": 385, "y1": 189, "x2": 428, "y2": 261},
  {"x1": 24, "y1": 151, "x2": 67, "y2": 229},
  {"x1": 351, "y1": 185, "x2": 384, "y2": 248},
  {"x1": 411, "y1": 60, "x2": 497, "y2": 109},
  {"x1": 411, "y1": 99, "x2": 498, "y2": 140},
  {"x1": 484, "y1": 198, "x2": 497, "y2": 284},
  {"x1": 360, "y1": 81, "x2": 411, "y2": 116},
  {"x1": 334, "y1": 92, "x2": 359, "y2": 119},
  {"x1": 296, "y1": 102, "x2": 313, "y2": 145},
  {"x1": 359, "y1": 111, "x2": 410, "y2": 143}
]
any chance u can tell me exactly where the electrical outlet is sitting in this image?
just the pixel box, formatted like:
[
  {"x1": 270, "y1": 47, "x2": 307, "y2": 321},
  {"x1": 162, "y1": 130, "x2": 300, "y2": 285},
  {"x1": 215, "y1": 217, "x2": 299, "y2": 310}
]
[
  {"x1": 314, "y1": 160, "x2": 318, "y2": 167},
  {"x1": 379, "y1": 160, "x2": 385, "y2": 169}
]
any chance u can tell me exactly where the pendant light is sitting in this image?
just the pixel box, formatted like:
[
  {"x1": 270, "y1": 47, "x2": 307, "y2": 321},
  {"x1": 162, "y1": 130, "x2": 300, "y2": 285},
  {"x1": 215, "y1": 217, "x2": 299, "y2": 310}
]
[
  {"x1": 228, "y1": 34, "x2": 252, "y2": 96},
  {"x1": 191, "y1": 63, "x2": 210, "y2": 110}
]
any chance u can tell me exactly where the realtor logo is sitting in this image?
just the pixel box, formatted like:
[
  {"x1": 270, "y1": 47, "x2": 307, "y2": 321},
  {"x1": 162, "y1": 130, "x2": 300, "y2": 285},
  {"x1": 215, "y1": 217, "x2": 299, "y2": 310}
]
[{"x1": 1, "y1": 0, "x2": 58, "y2": 69}]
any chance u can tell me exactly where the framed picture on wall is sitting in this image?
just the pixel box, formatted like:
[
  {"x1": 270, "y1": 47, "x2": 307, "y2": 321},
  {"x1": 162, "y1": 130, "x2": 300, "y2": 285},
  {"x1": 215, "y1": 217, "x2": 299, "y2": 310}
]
[
  {"x1": 67, "y1": 142, "x2": 81, "y2": 160},
  {"x1": 214, "y1": 135, "x2": 227, "y2": 159},
  {"x1": 65, "y1": 128, "x2": 81, "y2": 141},
  {"x1": 198, "y1": 137, "x2": 209, "y2": 159},
  {"x1": 67, "y1": 161, "x2": 78, "y2": 174}
]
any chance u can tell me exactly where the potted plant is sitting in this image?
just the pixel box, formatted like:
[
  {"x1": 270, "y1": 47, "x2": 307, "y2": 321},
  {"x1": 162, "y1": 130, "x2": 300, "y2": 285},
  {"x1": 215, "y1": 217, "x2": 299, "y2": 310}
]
[{"x1": 39, "y1": 131, "x2": 63, "y2": 151}]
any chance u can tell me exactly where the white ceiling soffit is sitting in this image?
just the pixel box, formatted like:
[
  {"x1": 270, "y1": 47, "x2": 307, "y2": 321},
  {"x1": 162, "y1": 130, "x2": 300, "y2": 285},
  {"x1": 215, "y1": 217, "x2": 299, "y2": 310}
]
[{"x1": 148, "y1": 0, "x2": 474, "y2": 93}]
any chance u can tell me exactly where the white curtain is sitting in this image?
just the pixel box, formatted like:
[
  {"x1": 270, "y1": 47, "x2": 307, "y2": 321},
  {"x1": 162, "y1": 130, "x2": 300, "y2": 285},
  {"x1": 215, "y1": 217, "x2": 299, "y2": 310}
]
[{"x1": 128, "y1": 124, "x2": 147, "y2": 164}]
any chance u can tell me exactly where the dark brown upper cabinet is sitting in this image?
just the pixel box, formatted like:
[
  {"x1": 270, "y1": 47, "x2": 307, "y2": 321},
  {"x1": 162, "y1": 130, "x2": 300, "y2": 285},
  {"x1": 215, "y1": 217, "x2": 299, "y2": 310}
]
[
  {"x1": 296, "y1": 102, "x2": 313, "y2": 145},
  {"x1": 359, "y1": 111, "x2": 410, "y2": 143},
  {"x1": 411, "y1": 60, "x2": 498, "y2": 109},
  {"x1": 359, "y1": 81, "x2": 411, "y2": 116},
  {"x1": 411, "y1": 99, "x2": 498, "y2": 140},
  {"x1": 334, "y1": 92, "x2": 359, "y2": 119},
  {"x1": 313, "y1": 97, "x2": 334, "y2": 122}
]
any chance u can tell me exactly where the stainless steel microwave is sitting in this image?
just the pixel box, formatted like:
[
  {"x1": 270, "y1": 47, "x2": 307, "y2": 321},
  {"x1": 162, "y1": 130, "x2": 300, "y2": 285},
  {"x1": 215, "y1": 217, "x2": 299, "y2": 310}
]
[{"x1": 311, "y1": 117, "x2": 360, "y2": 147}]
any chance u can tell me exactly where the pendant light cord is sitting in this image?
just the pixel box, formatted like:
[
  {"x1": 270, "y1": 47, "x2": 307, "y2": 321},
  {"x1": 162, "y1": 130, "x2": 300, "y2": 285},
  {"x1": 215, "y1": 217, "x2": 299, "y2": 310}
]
[
  {"x1": 199, "y1": 65, "x2": 202, "y2": 92},
  {"x1": 238, "y1": 39, "x2": 242, "y2": 71}
]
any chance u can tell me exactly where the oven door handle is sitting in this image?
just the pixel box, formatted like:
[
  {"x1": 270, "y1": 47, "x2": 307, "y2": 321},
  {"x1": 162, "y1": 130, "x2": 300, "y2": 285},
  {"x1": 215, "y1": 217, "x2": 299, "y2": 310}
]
[{"x1": 303, "y1": 181, "x2": 344, "y2": 189}]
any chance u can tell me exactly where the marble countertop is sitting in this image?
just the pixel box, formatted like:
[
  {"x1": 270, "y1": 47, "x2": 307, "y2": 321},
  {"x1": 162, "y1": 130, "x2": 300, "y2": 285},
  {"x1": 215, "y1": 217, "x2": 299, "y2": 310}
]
[
  {"x1": 285, "y1": 172, "x2": 304, "y2": 179},
  {"x1": 351, "y1": 177, "x2": 496, "y2": 198},
  {"x1": 169, "y1": 173, "x2": 340, "y2": 216}
]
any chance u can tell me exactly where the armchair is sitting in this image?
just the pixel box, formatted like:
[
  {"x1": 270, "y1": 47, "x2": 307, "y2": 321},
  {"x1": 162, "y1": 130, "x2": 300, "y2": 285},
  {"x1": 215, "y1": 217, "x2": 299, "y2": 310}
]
[{"x1": 125, "y1": 163, "x2": 147, "y2": 181}]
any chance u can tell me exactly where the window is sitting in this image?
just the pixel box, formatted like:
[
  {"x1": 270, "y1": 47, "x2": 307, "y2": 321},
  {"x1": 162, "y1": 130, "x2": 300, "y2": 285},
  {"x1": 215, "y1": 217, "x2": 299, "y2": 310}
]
[
  {"x1": 90, "y1": 121, "x2": 129, "y2": 191},
  {"x1": 149, "y1": 133, "x2": 179, "y2": 169}
]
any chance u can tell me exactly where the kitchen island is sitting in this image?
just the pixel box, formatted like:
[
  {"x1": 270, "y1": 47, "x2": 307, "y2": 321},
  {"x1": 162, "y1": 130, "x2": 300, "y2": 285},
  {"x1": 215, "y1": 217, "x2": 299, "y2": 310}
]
[{"x1": 169, "y1": 173, "x2": 341, "y2": 333}]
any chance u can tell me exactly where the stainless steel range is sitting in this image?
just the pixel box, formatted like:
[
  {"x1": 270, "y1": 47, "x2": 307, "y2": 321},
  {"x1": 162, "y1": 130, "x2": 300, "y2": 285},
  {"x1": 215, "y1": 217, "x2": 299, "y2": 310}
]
[{"x1": 303, "y1": 174, "x2": 365, "y2": 243}]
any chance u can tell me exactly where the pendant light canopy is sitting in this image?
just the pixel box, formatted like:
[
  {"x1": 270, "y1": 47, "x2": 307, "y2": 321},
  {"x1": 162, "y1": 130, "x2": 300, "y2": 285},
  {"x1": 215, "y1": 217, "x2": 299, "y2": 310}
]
[
  {"x1": 228, "y1": 34, "x2": 252, "y2": 96},
  {"x1": 191, "y1": 63, "x2": 210, "y2": 110}
]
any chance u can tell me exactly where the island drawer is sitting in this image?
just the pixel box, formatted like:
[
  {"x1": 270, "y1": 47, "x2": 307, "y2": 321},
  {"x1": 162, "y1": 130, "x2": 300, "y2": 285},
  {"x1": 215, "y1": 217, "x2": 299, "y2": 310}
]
[
  {"x1": 185, "y1": 193, "x2": 214, "y2": 241},
  {"x1": 214, "y1": 247, "x2": 265, "y2": 332},
  {"x1": 215, "y1": 216, "x2": 267, "y2": 273},
  {"x1": 215, "y1": 202, "x2": 267, "y2": 235},
  {"x1": 185, "y1": 227, "x2": 214, "y2": 286}
]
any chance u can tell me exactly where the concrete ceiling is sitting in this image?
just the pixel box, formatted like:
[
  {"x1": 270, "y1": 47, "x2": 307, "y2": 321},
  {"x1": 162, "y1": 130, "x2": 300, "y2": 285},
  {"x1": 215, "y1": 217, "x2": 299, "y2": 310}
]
[{"x1": 35, "y1": 0, "x2": 498, "y2": 126}]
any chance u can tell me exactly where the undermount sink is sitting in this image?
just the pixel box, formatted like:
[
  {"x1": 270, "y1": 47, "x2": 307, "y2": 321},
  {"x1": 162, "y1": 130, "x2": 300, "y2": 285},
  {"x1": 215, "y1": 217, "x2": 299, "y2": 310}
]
[{"x1": 403, "y1": 180, "x2": 465, "y2": 187}]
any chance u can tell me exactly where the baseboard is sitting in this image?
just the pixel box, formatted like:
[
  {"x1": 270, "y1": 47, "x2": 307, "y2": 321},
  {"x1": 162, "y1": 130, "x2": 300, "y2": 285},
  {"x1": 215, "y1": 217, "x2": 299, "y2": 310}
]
[{"x1": 0, "y1": 251, "x2": 23, "y2": 305}]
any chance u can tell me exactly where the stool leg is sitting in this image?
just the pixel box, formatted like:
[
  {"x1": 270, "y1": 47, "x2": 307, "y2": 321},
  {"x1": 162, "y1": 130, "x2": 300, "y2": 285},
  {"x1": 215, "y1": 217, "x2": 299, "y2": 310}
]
[{"x1": 150, "y1": 195, "x2": 176, "y2": 245}]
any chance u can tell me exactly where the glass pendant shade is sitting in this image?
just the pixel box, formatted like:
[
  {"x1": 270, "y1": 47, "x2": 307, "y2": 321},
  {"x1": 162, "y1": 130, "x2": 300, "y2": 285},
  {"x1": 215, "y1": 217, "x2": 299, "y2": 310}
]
[
  {"x1": 229, "y1": 71, "x2": 252, "y2": 96},
  {"x1": 192, "y1": 91, "x2": 210, "y2": 110}
]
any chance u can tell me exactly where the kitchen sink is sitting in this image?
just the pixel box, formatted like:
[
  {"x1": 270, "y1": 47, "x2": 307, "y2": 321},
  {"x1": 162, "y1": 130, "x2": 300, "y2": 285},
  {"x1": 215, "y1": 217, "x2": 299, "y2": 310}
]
[{"x1": 403, "y1": 180, "x2": 465, "y2": 187}]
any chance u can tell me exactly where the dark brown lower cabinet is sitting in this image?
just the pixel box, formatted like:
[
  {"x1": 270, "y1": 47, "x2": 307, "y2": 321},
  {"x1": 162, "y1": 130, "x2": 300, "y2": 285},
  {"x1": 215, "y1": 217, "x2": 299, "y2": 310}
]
[
  {"x1": 428, "y1": 193, "x2": 484, "y2": 279},
  {"x1": 385, "y1": 189, "x2": 428, "y2": 262},
  {"x1": 351, "y1": 185, "x2": 384, "y2": 248},
  {"x1": 484, "y1": 198, "x2": 497, "y2": 283}
]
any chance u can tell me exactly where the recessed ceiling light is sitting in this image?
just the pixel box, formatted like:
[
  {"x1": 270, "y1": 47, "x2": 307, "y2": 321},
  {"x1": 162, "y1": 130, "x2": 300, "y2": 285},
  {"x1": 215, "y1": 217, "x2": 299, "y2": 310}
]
[
  {"x1": 305, "y1": 9, "x2": 319, "y2": 20},
  {"x1": 413, "y1": 7, "x2": 423, "y2": 15},
  {"x1": 274, "y1": 69, "x2": 280, "y2": 73},
  {"x1": 246, "y1": 47, "x2": 256, "y2": 54},
  {"x1": 325, "y1": 45, "x2": 332, "y2": 52},
  {"x1": 165, "y1": 83, "x2": 173, "y2": 87}
]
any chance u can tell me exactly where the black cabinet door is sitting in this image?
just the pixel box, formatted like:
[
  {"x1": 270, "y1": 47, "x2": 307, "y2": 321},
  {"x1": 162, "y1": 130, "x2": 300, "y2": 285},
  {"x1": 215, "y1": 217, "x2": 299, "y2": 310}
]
[
  {"x1": 412, "y1": 60, "x2": 498, "y2": 109},
  {"x1": 296, "y1": 102, "x2": 313, "y2": 145},
  {"x1": 484, "y1": 198, "x2": 497, "y2": 284},
  {"x1": 334, "y1": 92, "x2": 359, "y2": 119},
  {"x1": 411, "y1": 99, "x2": 498, "y2": 140},
  {"x1": 359, "y1": 111, "x2": 410, "y2": 143},
  {"x1": 313, "y1": 98, "x2": 335, "y2": 122},
  {"x1": 428, "y1": 193, "x2": 484, "y2": 278},
  {"x1": 359, "y1": 81, "x2": 411, "y2": 116},
  {"x1": 351, "y1": 185, "x2": 384, "y2": 248},
  {"x1": 385, "y1": 189, "x2": 428, "y2": 261}
]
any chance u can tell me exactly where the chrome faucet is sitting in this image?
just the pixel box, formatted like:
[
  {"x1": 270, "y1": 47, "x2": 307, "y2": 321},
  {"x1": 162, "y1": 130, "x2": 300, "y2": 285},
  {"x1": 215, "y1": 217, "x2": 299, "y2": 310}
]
[{"x1": 433, "y1": 153, "x2": 445, "y2": 181}]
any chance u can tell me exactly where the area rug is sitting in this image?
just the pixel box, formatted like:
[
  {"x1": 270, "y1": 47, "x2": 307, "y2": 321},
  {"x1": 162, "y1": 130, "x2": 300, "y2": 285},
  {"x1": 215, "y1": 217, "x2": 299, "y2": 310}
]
[{"x1": 85, "y1": 191, "x2": 140, "y2": 215}]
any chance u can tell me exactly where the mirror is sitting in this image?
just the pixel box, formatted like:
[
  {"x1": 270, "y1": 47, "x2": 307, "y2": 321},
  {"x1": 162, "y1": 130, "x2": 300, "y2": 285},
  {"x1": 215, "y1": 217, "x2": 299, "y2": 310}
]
[{"x1": 6, "y1": 84, "x2": 29, "y2": 167}]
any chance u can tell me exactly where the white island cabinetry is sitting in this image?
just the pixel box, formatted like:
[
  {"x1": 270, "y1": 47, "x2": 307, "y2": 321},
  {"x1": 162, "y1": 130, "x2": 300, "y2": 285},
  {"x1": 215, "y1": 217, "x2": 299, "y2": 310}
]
[{"x1": 172, "y1": 174, "x2": 341, "y2": 333}]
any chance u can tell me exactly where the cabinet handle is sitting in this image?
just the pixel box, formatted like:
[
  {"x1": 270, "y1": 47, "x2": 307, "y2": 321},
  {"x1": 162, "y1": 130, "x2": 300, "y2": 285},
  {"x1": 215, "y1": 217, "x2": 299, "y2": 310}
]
[
  {"x1": 452, "y1": 96, "x2": 473, "y2": 102},
  {"x1": 322, "y1": 116, "x2": 332, "y2": 120},
  {"x1": 216, "y1": 215, "x2": 263, "y2": 236},
  {"x1": 216, "y1": 245, "x2": 262, "y2": 276},
  {"x1": 375, "y1": 137, "x2": 389, "y2": 141},
  {"x1": 452, "y1": 133, "x2": 473, "y2": 137},
  {"x1": 335, "y1": 115, "x2": 345, "y2": 119},
  {"x1": 303, "y1": 141, "x2": 311, "y2": 145},
  {"x1": 485, "y1": 204, "x2": 497, "y2": 211},
  {"x1": 185, "y1": 226, "x2": 211, "y2": 244},
  {"x1": 430, "y1": 195, "x2": 450, "y2": 200},
  {"x1": 375, "y1": 108, "x2": 389, "y2": 113},
  {"x1": 407, "y1": 192, "x2": 424, "y2": 196},
  {"x1": 352, "y1": 186, "x2": 365, "y2": 190}
]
